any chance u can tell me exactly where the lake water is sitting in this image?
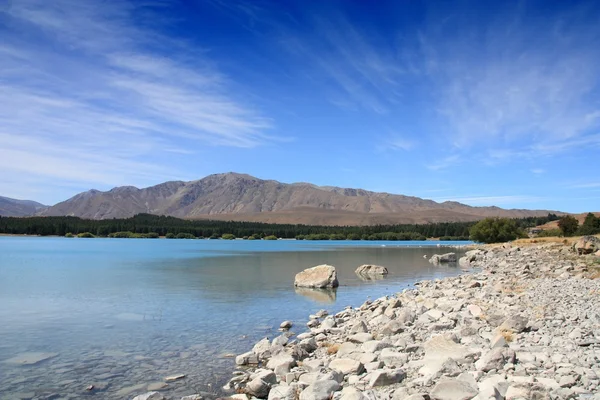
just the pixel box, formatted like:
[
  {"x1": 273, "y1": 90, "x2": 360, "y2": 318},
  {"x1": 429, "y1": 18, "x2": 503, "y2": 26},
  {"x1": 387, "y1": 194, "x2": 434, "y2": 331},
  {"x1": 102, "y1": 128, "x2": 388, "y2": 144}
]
[{"x1": 0, "y1": 237, "x2": 470, "y2": 399}]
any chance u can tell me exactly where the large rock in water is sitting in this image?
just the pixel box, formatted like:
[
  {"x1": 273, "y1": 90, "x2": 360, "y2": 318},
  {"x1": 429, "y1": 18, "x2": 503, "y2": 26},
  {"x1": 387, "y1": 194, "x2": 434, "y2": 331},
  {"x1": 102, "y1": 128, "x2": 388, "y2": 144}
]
[
  {"x1": 355, "y1": 264, "x2": 388, "y2": 275},
  {"x1": 429, "y1": 253, "x2": 457, "y2": 265},
  {"x1": 573, "y1": 235, "x2": 600, "y2": 255},
  {"x1": 294, "y1": 265, "x2": 339, "y2": 288}
]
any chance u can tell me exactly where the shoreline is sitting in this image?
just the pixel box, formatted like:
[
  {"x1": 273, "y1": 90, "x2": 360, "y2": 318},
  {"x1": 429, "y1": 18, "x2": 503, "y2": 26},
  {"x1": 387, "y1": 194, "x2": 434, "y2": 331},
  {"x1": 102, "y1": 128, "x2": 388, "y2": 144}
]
[{"x1": 220, "y1": 240, "x2": 600, "y2": 400}]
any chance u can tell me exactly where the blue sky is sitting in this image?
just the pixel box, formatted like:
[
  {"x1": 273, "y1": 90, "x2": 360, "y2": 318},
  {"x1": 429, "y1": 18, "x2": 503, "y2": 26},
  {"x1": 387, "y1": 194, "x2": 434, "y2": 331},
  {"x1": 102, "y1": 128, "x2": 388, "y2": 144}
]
[{"x1": 1, "y1": 0, "x2": 599, "y2": 212}]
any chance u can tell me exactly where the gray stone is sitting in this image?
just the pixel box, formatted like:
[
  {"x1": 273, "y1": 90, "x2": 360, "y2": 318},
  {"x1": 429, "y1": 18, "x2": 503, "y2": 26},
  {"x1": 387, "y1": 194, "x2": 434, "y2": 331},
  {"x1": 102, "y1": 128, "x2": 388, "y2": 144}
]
[
  {"x1": 236, "y1": 351, "x2": 259, "y2": 365},
  {"x1": 268, "y1": 385, "x2": 297, "y2": 400},
  {"x1": 3, "y1": 352, "x2": 58, "y2": 365},
  {"x1": 328, "y1": 358, "x2": 364, "y2": 375},
  {"x1": 476, "y1": 348, "x2": 516, "y2": 372},
  {"x1": 280, "y1": 321, "x2": 293, "y2": 329},
  {"x1": 266, "y1": 353, "x2": 296, "y2": 371},
  {"x1": 355, "y1": 265, "x2": 389, "y2": 275},
  {"x1": 294, "y1": 265, "x2": 339, "y2": 288},
  {"x1": 339, "y1": 387, "x2": 367, "y2": 400},
  {"x1": 350, "y1": 320, "x2": 369, "y2": 333},
  {"x1": 368, "y1": 369, "x2": 406, "y2": 387},
  {"x1": 430, "y1": 253, "x2": 457, "y2": 264},
  {"x1": 299, "y1": 380, "x2": 341, "y2": 400},
  {"x1": 361, "y1": 340, "x2": 391, "y2": 353},
  {"x1": 430, "y1": 379, "x2": 478, "y2": 400},
  {"x1": 349, "y1": 333, "x2": 373, "y2": 343},
  {"x1": 132, "y1": 392, "x2": 165, "y2": 400}
]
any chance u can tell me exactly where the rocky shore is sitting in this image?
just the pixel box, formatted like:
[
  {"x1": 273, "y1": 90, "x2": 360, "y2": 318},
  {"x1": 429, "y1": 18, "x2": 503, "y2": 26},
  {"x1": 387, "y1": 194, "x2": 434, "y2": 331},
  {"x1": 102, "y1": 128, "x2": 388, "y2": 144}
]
[{"x1": 222, "y1": 241, "x2": 600, "y2": 400}]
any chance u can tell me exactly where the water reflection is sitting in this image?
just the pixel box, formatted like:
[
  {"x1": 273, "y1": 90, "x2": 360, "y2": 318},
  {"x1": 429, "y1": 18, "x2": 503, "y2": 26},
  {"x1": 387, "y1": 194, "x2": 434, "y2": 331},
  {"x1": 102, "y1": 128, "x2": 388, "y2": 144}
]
[{"x1": 294, "y1": 287, "x2": 337, "y2": 303}]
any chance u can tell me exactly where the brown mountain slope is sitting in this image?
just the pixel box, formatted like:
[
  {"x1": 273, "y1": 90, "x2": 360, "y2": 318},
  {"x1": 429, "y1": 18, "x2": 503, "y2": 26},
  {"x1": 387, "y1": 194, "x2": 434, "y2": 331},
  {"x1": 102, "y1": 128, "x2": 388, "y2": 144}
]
[
  {"x1": 0, "y1": 196, "x2": 48, "y2": 217},
  {"x1": 39, "y1": 172, "x2": 558, "y2": 225}
]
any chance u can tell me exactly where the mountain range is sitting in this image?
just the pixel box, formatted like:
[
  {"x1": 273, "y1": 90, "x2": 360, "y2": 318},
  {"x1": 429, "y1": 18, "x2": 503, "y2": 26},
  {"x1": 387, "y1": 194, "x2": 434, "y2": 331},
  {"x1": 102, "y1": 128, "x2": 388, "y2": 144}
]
[
  {"x1": 0, "y1": 196, "x2": 48, "y2": 217},
  {"x1": 0, "y1": 172, "x2": 556, "y2": 225}
]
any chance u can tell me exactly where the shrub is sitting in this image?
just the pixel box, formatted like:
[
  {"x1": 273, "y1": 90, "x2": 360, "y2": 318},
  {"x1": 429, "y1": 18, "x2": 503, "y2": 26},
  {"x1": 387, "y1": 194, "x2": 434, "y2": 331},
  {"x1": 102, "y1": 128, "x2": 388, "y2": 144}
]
[
  {"x1": 165, "y1": 233, "x2": 175, "y2": 239},
  {"x1": 221, "y1": 233, "x2": 236, "y2": 240},
  {"x1": 176, "y1": 232, "x2": 196, "y2": 239},
  {"x1": 558, "y1": 215, "x2": 579, "y2": 237},
  {"x1": 469, "y1": 218, "x2": 523, "y2": 243},
  {"x1": 77, "y1": 232, "x2": 95, "y2": 238},
  {"x1": 263, "y1": 235, "x2": 278, "y2": 240},
  {"x1": 537, "y1": 228, "x2": 561, "y2": 237},
  {"x1": 65, "y1": 232, "x2": 74, "y2": 238}
]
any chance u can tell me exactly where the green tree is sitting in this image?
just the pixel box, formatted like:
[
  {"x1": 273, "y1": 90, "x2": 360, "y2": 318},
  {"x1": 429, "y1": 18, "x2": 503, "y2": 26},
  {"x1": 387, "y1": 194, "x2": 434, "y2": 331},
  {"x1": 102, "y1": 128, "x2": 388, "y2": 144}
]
[
  {"x1": 221, "y1": 233, "x2": 236, "y2": 240},
  {"x1": 469, "y1": 218, "x2": 523, "y2": 243},
  {"x1": 558, "y1": 215, "x2": 579, "y2": 237},
  {"x1": 578, "y1": 213, "x2": 600, "y2": 235},
  {"x1": 263, "y1": 235, "x2": 278, "y2": 240}
]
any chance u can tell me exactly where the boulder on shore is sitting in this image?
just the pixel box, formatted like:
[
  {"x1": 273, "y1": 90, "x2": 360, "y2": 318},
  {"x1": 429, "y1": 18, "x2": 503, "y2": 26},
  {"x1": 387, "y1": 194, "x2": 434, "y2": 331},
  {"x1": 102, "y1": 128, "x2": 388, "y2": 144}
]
[
  {"x1": 355, "y1": 265, "x2": 388, "y2": 276},
  {"x1": 429, "y1": 253, "x2": 457, "y2": 265},
  {"x1": 573, "y1": 235, "x2": 600, "y2": 255},
  {"x1": 294, "y1": 265, "x2": 339, "y2": 288}
]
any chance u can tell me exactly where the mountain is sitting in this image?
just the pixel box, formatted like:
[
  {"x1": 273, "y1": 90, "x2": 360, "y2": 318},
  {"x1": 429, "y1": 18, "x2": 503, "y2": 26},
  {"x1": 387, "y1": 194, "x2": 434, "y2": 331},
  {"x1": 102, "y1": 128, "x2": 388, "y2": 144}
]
[
  {"x1": 0, "y1": 196, "x2": 48, "y2": 217},
  {"x1": 37, "y1": 173, "x2": 557, "y2": 225}
]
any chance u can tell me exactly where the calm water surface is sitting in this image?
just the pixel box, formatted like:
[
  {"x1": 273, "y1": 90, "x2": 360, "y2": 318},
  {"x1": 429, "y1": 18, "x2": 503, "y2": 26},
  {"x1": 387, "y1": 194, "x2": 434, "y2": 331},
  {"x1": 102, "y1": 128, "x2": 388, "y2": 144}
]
[{"x1": 0, "y1": 237, "x2": 470, "y2": 399}]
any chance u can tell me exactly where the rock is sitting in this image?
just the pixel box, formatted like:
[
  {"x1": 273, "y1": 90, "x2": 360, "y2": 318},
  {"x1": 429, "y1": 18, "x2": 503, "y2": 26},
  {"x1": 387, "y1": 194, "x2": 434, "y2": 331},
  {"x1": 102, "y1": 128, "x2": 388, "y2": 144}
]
[
  {"x1": 280, "y1": 320, "x2": 293, "y2": 329},
  {"x1": 497, "y1": 315, "x2": 528, "y2": 333},
  {"x1": 573, "y1": 235, "x2": 600, "y2": 255},
  {"x1": 294, "y1": 265, "x2": 339, "y2": 288},
  {"x1": 430, "y1": 253, "x2": 457, "y2": 264},
  {"x1": 299, "y1": 380, "x2": 341, "y2": 400},
  {"x1": 246, "y1": 377, "x2": 271, "y2": 398},
  {"x1": 361, "y1": 340, "x2": 391, "y2": 353},
  {"x1": 132, "y1": 393, "x2": 165, "y2": 400},
  {"x1": 164, "y1": 374, "x2": 185, "y2": 382},
  {"x1": 368, "y1": 369, "x2": 406, "y2": 387},
  {"x1": 180, "y1": 395, "x2": 202, "y2": 400},
  {"x1": 380, "y1": 348, "x2": 408, "y2": 368},
  {"x1": 147, "y1": 382, "x2": 168, "y2": 391},
  {"x1": 420, "y1": 335, "x2": 476, "y2": 376},
  {"x1": 350, "y1": 320, "x2": 369, "y2": 333},
  {"x1": 236, "y1": 351, "x2": 259, "y2": 365},
  {"x1": 266, "y1": 353, "x2": 296, "y2": 371},
  {"x1": 476, "y1": 348, "x2": 516, "y2": 372},
  {"x1": 467, "y1": 304, "x2": 483, "y2": 318},
  {"x1": 268, "y1": 385, "x2": 297, "y2": 400},
  {"x1": 329, "y1": 358, "x2": 364, "y2": 375},
  {"x1": 381, "y1": 321, "x2": 405, "y2": 335},
  {"x1": 504, "y1": 385, "x2": 530, "y2": 400},
  {"x1": 253, "y1": 338, "x2": 272, "y2": 360},
  {"x1": 558, "y1": 375, "x2": 577, "y2": 388},
  {"x1": 339, "y1": 387, "x2": 368, "y2": 400},
  {"x1": 355, "y1": 265, "x2": 389, "y2": 275},
  {"x1": 429, "y1": 379, "x2": 478, "y2": 400},
  {"x1": 3, "y1": 352, "x2": 58, "y2": 365},
  {"x1": 349, "y1": 333, "x2": 373, "y2": 343}
]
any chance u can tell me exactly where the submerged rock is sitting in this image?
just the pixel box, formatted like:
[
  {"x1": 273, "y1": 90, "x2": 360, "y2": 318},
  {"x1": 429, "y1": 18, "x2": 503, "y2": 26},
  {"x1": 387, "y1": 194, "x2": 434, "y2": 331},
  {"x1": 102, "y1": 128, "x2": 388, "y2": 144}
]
[
  {"x1": 429, "y1": 253, "x2": 457, "y2": 264},
  {"x1": 355, "y1": 264, "x2": 389, "y2": 276}
]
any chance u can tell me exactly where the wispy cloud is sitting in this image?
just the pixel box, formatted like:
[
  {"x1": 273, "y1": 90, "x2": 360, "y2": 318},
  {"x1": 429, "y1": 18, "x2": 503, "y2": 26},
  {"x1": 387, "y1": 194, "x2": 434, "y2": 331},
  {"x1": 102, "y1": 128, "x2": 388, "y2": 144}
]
[
  {"x1": 0, "y1": 0, "x2": 275, "y2": 200},
  {"x1": 531, "y1": 168, "x2": 545, "y2": 174},
  {"x1": 570, "y1": 182, "x2": 600, "y2": 189},
  {"x1": 426, "y1": 155, "x2": 461, "y2": 171}
]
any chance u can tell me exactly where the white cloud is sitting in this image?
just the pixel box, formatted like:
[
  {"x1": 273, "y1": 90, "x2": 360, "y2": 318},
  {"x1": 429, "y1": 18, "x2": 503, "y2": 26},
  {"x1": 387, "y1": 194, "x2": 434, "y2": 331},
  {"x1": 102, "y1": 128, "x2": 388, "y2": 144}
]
[
  {"x1": 0, "y1": 0, "x2": 276, "y2": 199},
  {"x1": 531, "y1": 169, "x2": 545, "y2": 174}
]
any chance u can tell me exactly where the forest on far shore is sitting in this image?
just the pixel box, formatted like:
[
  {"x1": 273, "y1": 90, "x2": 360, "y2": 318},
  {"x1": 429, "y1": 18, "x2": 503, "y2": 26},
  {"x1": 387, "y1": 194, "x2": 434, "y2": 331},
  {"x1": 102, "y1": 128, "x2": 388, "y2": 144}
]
[{"x1": 0, "y1": 213, "x2": 560, "y2": 241}]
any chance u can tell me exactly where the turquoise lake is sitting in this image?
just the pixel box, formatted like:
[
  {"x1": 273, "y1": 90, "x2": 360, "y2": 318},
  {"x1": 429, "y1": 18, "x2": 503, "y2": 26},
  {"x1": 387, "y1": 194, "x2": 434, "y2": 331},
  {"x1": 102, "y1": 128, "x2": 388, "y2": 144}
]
[{"x1": 0, "y1": 237, "x2": 470, "y2": 399}]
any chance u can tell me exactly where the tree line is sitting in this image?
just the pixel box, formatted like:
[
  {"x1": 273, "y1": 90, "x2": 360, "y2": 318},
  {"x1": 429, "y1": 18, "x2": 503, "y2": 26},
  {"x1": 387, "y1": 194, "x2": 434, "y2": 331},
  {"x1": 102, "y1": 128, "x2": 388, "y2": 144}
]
[{"x1": 0, "y1": 213, "x2": 560, "y2": 241}]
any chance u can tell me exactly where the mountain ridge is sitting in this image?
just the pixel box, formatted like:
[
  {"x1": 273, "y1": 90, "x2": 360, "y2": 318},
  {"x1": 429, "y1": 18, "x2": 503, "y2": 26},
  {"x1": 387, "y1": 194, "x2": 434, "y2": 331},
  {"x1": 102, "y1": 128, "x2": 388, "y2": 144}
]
[
  {"x1": 28, "y1": 172, "x2": 558, "y2": 225},
  {"x1": 0, "y1": 196, "x2": 48, "y2": 217}
]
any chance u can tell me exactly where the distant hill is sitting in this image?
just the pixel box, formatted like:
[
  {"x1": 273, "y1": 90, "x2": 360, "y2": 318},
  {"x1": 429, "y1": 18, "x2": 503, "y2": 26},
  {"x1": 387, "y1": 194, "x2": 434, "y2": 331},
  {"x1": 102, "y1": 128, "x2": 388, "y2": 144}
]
[
  {"x1": 537, "y1": 212, "x2": 600, "y2": 230},
  {"x1": 0, "y1": 196, "x2": 48, "y2": 217},
  {"x1": 37, "y1": 172, "x2": 558, "y2": 225}
]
